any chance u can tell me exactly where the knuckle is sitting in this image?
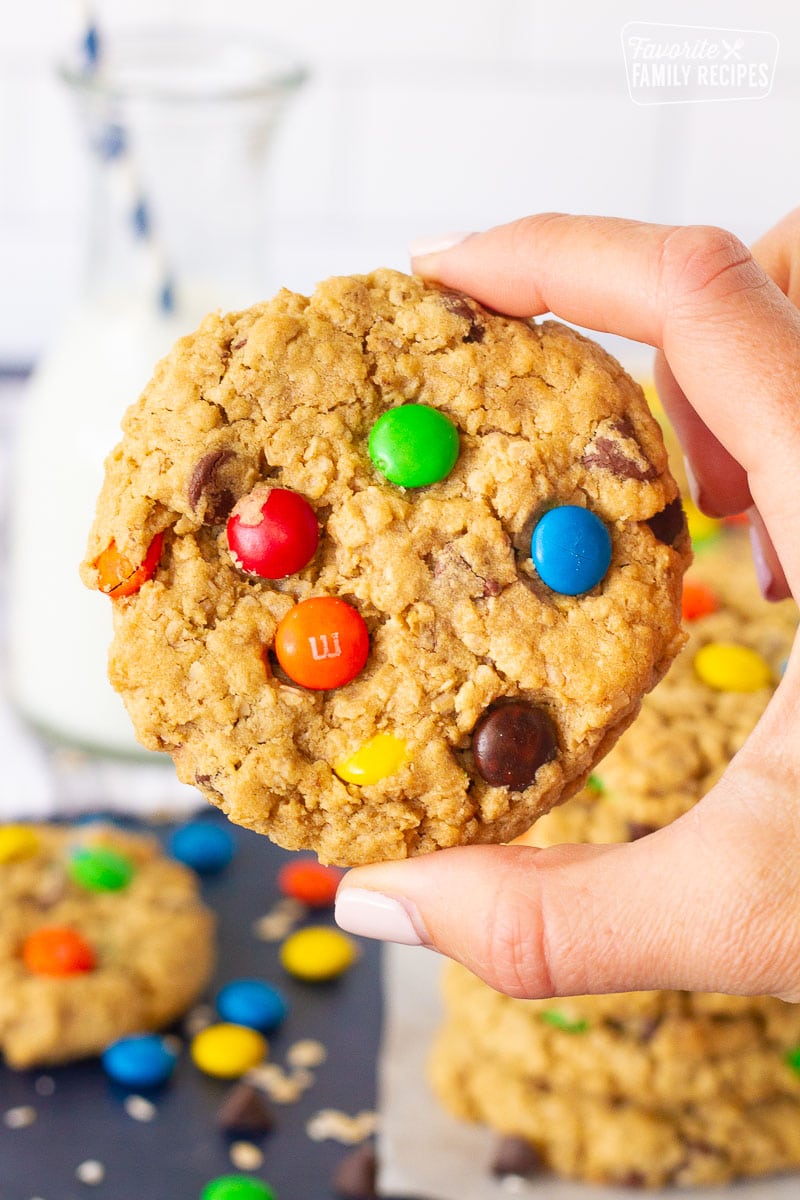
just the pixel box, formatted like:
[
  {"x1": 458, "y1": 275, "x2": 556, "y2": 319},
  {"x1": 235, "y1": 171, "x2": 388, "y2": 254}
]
[{"x1": 658, "y1": 224, "x2": 763, "y2": 309}]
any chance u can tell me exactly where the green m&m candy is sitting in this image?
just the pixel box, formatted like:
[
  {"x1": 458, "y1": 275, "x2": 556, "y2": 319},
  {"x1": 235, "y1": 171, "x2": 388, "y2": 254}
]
[
  {"x1": 200, "y1": 1177, "x2": 275, "y2": 1200},
  {"x1": 68, "y1": 846, "x2": 135, "y2": 892},
  {"x1": 368, "y1": 403, "x2": 459, "y2": 487}
]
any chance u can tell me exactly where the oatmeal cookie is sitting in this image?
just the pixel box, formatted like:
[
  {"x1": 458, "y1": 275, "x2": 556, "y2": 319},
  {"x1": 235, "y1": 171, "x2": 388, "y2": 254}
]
[
  {"x1": 82, "y1": 269, "x2": 688, "y2": 865},
  {"x1": 0, "y1": 823, "x2": 215, "y2": 1068}
]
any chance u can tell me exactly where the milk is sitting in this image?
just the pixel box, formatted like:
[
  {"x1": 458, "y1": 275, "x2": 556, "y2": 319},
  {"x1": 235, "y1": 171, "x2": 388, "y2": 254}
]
[{"x1": 7, "y1": 289, "x2": 221, "y2": 755}]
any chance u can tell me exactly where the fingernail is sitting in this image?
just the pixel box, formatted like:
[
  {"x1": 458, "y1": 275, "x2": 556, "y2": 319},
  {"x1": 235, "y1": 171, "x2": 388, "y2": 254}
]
[
  {"x1": 749, "y1": 522, "x2": 777, "y2": 599},
  {"x1": 335, "y1": 887, "x2": 428, "y2": 946},
  {"x1": 682, "y1": 455, "x2": 702, "y2": 507},
  {"x1": 408, "y1": 231, "x2": 472, "y2": 259}
]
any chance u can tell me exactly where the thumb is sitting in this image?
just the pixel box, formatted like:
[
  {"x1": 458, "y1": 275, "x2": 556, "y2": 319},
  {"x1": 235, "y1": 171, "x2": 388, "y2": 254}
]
[{"x1": 335, "y1": 750, "x2": 800, "y2": 1000}]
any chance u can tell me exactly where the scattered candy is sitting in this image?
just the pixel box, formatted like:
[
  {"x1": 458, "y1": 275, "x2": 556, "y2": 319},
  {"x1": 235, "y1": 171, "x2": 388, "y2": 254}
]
[
  {"x1": 277, "y1": 859, "x2": 343, "y2": 908},
  {"x1": 0, "y1": 825, "x2": 39, "y2": 864},
  {"x1": 3, "y1": 1105, "x2": 36, "y2": 1129},
  {"x1": 334, "y1": 734, "x2": 408, "y2": 787},
  {"x1": 216, "y1": 1083, "x2": 275, "y2": 1134},
  {"x1": 540, "y1": 1009, "x2": 588, "y2": 1034},
  {"x1": 684, "y1": 499, "x2": 722, "y2": 550},
  {"x1": 95, "y1": 532, "x2": 163, "y2": 598},
  {"x1": 169, "y1": 821, "x2": 236, "y2": 874},
  {"x1": 785, "y1": 1046, "x2": 800, "y2": 1076},
  {"x1": 274, "y1": 597, "x2": 369, "y2": 690},
  {"x1": 681, "y1": 579, "x2": 719, "y2": 622},
  {"x1": 216, "y1": 980, "x2": 289, "y2": 1033},
  {"x1": 331, "y1": 1144, "x2": 378, "y2": 1199},
  {"x1": 22, "y1": 926, "x2": 95, "y2": 976},
  {"x1": 68, "y1": 846, "x2": 135, "y2": 892},
  {"x1": 229, "y1": 1141, "x2": 265, "y2": 1171},
  {"x1": 286, "y1": 1039, "x2": 327, "y2": 1069},
  {"x1": 306, "y1": 1108, "x2": 378, "y2": 1145},
  {"x1": 191, "y1": 1024, "x2": 268, "y2": 1079},
  {"x1": 280, "y1": 926, "x2": 357, "y2": 983},
  {"x1": 75, "y1": 1160, "x2": 105, "y2": 1186},
  {"x1": 124, "y1": 1095, "x2": 158, "y2": 1122},
  {"x1": 200, "y1": 1176, "x2": 275, "y2": 1200},
  {"x1": 368, "y1": 404, "x2": 459, "y2": 488},
  {"x1": 531, "y1": 504, "x2": 611, "y2": 595},
  {"x1": 472, "y1": 701, "x2": 557, "y2": 791},
  {"x1": 227, "y1": 486, "x2": 319, "y2": 579},
  {"x1": 694, "y1": 642, "x2": 772, "y2": 692},
  {"x1": 102, "y1": 1034, "x2": 177, "y2": 1089}
]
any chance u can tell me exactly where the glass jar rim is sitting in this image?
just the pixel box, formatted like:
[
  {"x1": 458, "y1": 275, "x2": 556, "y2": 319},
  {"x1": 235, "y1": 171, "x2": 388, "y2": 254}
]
[{"x1": 58, "y1": 25, "x2": 308, "y2": 103}]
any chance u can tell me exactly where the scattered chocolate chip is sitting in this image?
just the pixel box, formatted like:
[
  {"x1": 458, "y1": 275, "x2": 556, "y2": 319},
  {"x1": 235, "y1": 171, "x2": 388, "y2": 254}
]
[
  {"x1": 187, "y1": 449, "x2": 234, "y2": 519},
  {"x1": 215, "y1": 1083, "x2": 275, "y2": 1135},
  {"x1": 490, "y1": 1134, "x2": 542, "y2": 1179},
  {"x1": 231, "y1": 337, "x2": 248, "y2": 350},
  {"x1": 472, "y1": 700, "x2": 557, "y2": 791},
  {"x1": 331, "y1": 1144, "x2": 377, "y2": 1199},
  {"x1": 627, "y1": 821, "x2": 658, "y2": 842},
  {"x1": 582, "y1": 417, "x2": 657, "y2": 481},
  {"x1": 647, "y1": 497, "x2": 686, "y2": 547},
  {"x1": 440, "y1": 290, "x2": 485, "y2": 343}
]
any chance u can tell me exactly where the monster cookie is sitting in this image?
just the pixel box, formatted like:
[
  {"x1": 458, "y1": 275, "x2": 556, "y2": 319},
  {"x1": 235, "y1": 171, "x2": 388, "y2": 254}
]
[
  {"x1": 0, "y1": 824, "x2": 214, "y2": 1068},
  {"x1": 82, "y1": 269, "x2": 689, "y2": 865}
]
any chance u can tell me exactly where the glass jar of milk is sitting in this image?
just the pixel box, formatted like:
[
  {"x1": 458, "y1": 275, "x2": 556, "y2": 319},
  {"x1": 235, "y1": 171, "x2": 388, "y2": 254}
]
[{"x1": 8, "y1": 27, "x2": 305, "y2": 755}]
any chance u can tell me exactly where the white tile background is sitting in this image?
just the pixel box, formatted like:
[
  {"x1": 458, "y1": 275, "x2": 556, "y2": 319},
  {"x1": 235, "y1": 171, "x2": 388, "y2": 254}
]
[{"x1": 1, "y1": 0, "x2": 799, "y2": 365}]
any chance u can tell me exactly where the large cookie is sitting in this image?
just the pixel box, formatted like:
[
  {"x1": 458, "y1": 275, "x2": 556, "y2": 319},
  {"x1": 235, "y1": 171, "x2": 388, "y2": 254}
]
[
  {"x1": 0, "y1": 824, "x2": 215, "y2": 1068},
  {"x1": 81, "y1": 269, "x2": 689, "y2": 865}
]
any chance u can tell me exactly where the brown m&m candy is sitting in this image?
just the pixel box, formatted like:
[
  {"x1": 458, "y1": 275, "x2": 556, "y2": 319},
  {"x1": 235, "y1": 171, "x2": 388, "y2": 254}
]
[{"x1": 472, "y1": 701, "x2": 557, "y2": 791}]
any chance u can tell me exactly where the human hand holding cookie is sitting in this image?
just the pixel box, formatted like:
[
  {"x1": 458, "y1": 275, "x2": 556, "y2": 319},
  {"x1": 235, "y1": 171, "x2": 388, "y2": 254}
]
[{"x1": 334, "y1": 213, "x2": 800, "y2": 1004}]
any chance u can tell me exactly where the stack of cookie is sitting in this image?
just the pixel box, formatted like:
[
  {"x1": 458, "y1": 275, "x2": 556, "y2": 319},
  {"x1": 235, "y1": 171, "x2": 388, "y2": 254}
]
[{"x1": 430, "y1": 525, "x2": 800, "y2": 1188}]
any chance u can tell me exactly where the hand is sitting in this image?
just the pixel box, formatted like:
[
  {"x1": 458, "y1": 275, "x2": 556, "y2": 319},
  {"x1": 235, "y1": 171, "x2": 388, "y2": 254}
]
[{"x1": 334, "y1": 213, "x2": 800, "y2": 1003}]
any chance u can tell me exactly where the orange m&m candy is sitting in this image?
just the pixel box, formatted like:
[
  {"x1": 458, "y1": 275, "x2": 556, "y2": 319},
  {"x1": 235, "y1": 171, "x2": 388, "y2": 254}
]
[
  {"x1": 95, "y1": 532, "x2": 164, "y2": 599},
  {"x1": 22, "y1": 927, "x2": 96, "y2": 976},
  {"x1": 681, "y1": 579, "x2": 719, "y2": 622},
  {"x1": 274, "y1": 597, "x2": 369, "y2": 690}
]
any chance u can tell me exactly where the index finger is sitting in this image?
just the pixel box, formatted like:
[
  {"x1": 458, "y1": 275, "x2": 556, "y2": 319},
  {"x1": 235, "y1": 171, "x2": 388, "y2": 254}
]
[{"x1": 411, "y1": 214, "x2": 800, "y2": 596}]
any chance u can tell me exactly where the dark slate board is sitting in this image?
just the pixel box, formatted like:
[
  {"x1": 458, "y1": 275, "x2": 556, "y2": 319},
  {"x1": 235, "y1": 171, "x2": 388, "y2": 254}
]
[{"x1": 0, "y1": 811, "x2": 390, "y2": 1200}]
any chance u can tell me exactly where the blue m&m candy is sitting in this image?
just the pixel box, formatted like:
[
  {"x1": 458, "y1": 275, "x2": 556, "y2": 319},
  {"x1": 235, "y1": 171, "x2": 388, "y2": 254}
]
[
  {"x1": 216, "y1": 979, "x2": 289, "y2": 1033},
  {"x1": 531, "y1": 505, "x2": 612, "y2": 596},
  {"x1": 168, "y1": 821, "x2": 235, "y2": 874},
  {"x1": 102, "y1": 1034, "x2": 177, "y2": 1089}
]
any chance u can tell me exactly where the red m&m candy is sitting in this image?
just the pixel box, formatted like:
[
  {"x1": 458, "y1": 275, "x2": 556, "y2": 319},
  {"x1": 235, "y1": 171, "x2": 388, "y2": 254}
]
[
  {"x1": 277, "y1": 858, "x2": 343, "y2": 907},
  {"x1": 227, "y1": 486, "x2": 319, "y2": 579},
  {"x1": 95, "y1": 532, "x2": 163, "y2": 599},
  {"x1": 22, "y1": 927, "x2": 96, "y2": 976},
  {"x1": 274, "y1": 597, "x2": 368, "y2": 690}
]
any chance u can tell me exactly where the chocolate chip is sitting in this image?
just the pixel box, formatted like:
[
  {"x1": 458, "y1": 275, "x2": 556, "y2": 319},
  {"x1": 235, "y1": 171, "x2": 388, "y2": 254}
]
[
  {"x1": 472, "y1": 700, "x2": 557, "y2": 791},
  {"x1": 231, "y1": 337, "x2": 248, "y2": 350},
  {"x1": 440, "y1": 290, "x2": 485, "y2": 343},
  {"x1": 331, "y1": 1144, "x2": 377, "y2": 1199},
  {"x1": 582, "y1": 417, "x2": 657, "y2": 481},
  {"x1": 187, "y1": 449, "x2": 234, "y2": 519},
  {"x1": 647, "y1": 497, "x2": 686, "y2": 546},
  {"x1": 490, "y1": 1135, "x2": 542, "y2": 1179},
  {"x1": 215, "y1": 1083, "x2": 275, "y2": 1135},
  {"x1": 627, "y1": 821, "x2": 658, "y2": 842}
]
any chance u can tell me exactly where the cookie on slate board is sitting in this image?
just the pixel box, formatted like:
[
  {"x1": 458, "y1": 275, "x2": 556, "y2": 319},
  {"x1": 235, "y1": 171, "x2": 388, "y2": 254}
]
[
  {"x1": 0, "y1": 824, "x2": 215, "y2": 1068},
  {"x1": 81, "y1": 269, "x2": 689, "y2": 866}
]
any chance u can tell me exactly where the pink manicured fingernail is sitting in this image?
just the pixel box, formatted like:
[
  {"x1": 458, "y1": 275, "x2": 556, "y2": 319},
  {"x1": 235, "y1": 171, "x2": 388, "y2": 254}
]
[
  {"x1": 682, "y1": 455, "x2": 702, "y2": 507},
  {"x1": 408, "y1": 231, "x2": 472, "y2": 258},
  {"x1": 335, "y1": 887, "x2": 428, "y2": 946}
]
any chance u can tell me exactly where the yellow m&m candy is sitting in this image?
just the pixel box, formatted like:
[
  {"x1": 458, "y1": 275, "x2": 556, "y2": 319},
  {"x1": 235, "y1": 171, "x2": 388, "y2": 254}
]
[
  {"x1": 280, "y1": 926, "x2": 357, "y2": 982},
  {"x1": 334, "y1": 733, "x2": 408, "y2": 786},
  {"x1": 190, "y1": 1023, "x2": 267, "y2": 1078},
  {"x1": 684, "y1": 499, "x2": 722, "y2": 550},
  {"x1": 0, "y1": 825, "x2": 40, "y2": 864},
  {"x1": 694, "y1": 642, "x2": 772, "y2": 692}
]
